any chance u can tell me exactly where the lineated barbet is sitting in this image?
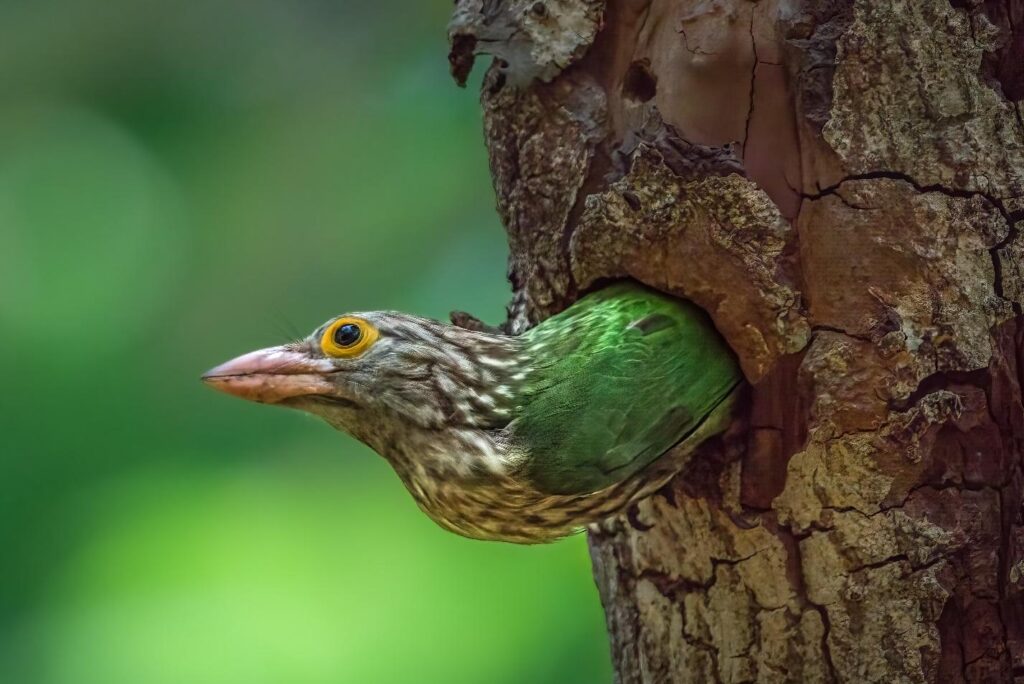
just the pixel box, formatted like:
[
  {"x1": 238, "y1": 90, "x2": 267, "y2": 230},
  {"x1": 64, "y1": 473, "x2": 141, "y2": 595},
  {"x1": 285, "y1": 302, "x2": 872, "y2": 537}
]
[{"x1": 202, "y1": 283, "x2": 742, "y2": 543}]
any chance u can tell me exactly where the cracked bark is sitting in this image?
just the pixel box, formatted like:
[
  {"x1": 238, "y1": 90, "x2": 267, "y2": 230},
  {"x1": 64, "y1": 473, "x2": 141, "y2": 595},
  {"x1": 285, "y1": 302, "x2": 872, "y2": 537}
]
[{"x1": 448, "y1": 0, "x2": 1024, "y2": 681}]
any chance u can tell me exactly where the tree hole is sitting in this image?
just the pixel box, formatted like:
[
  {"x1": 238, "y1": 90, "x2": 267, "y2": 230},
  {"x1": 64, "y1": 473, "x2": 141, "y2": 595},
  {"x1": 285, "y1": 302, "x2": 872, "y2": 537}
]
[{"x1": 623, "y1": 61, "x2": 657, "y2": 103}]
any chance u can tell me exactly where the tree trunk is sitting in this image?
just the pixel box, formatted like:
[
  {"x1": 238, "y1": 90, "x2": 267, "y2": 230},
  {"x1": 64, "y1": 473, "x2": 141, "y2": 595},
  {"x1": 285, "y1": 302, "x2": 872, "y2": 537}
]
[{"x1": 448, "y1": 0, "x2": 1024, "y2": 681}]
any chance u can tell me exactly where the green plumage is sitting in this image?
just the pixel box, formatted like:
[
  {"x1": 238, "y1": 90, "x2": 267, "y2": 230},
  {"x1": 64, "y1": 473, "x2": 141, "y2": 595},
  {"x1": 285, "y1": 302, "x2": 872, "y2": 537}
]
[{"x1": 513, "y1": 283, "x2": 741, "y2": 495}]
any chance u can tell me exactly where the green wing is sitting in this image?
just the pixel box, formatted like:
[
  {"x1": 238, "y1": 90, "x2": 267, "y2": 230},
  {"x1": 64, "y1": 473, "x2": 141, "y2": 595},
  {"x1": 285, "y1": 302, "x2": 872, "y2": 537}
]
[{"x1": 510, "y1": 283, "x2": 741, "y2": 496}]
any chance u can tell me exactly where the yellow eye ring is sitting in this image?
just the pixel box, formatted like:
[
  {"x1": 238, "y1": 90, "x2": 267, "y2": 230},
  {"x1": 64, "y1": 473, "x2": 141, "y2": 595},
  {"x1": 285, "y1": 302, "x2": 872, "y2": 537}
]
[{"x1": 321, "y1": 317, "x2": 379, "y2": 358}]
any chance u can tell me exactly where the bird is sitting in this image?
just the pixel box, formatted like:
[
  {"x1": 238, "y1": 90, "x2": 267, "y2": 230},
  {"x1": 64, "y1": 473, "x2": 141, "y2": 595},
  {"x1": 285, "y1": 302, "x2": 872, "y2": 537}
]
[{"x1": 202, "y1": 282, "x2": 742, "y2": 543}]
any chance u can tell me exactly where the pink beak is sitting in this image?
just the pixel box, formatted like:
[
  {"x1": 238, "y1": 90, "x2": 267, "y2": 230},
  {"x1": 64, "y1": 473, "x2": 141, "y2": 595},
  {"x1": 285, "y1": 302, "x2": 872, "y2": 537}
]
[{"x1": 202, "y1": 346, "x2": 337, "y2": 404}]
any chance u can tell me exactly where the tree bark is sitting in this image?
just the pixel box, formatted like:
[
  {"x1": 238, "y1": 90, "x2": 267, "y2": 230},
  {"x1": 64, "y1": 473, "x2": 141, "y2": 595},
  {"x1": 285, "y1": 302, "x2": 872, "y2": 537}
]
[{"x1": 448, "y1": 0, "x2": 1024, "y2": 681}]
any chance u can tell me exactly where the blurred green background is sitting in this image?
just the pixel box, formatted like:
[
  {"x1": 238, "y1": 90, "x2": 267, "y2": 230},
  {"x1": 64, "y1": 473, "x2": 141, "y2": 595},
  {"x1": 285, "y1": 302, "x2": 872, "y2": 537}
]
[{"x1": 0, "y1": 1, "x2": 612, "y2": 682}]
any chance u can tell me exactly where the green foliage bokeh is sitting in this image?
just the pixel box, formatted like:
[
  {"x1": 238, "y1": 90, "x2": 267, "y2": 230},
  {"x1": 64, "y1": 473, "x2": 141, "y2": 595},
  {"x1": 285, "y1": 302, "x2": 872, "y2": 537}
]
[{"x1": 0, "y1": 1, "x2": 612, "y2": 682}]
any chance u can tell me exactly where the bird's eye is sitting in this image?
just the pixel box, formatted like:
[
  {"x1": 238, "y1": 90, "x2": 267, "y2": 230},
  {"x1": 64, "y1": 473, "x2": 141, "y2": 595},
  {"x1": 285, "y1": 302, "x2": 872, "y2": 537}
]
[
  {"x1": 334, "y1": 323, "x2": 361, "y2": 347},
  {"x1": 321, "y1": 317, "x2": 379, "y2": 358}
]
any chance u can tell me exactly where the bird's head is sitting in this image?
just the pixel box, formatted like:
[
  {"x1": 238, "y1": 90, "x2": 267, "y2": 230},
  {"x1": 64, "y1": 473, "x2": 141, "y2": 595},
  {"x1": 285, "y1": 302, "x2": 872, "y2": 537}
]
[{"x1": 202, "y1": 312, "x2": 522, "y2": 451}]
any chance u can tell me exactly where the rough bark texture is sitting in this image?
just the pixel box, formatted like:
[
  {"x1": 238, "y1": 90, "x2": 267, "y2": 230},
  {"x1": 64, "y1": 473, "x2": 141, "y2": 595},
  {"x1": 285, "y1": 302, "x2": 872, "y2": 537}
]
[{"x1": 449, "y1": 0, "x2": 1024, "y2": 681}]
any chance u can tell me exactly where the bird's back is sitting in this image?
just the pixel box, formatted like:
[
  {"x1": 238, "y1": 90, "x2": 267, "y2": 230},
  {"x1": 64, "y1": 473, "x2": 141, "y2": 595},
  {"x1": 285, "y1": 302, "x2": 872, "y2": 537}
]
[{"x1": 511, "y1": 282, "x2": 742, "y2": 495}]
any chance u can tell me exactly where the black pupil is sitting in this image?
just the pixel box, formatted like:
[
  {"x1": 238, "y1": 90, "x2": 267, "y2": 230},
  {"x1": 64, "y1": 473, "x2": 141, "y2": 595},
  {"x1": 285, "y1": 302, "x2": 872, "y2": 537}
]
[{"x1": 333, "y1": 323, "x2": 362, "y2": 347}]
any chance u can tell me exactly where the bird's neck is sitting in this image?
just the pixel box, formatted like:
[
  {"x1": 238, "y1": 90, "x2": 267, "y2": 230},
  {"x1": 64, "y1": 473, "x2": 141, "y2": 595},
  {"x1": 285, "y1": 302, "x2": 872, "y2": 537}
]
[{"x1": 376, "y1": 420, "x2": 511, "y2": 483}]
